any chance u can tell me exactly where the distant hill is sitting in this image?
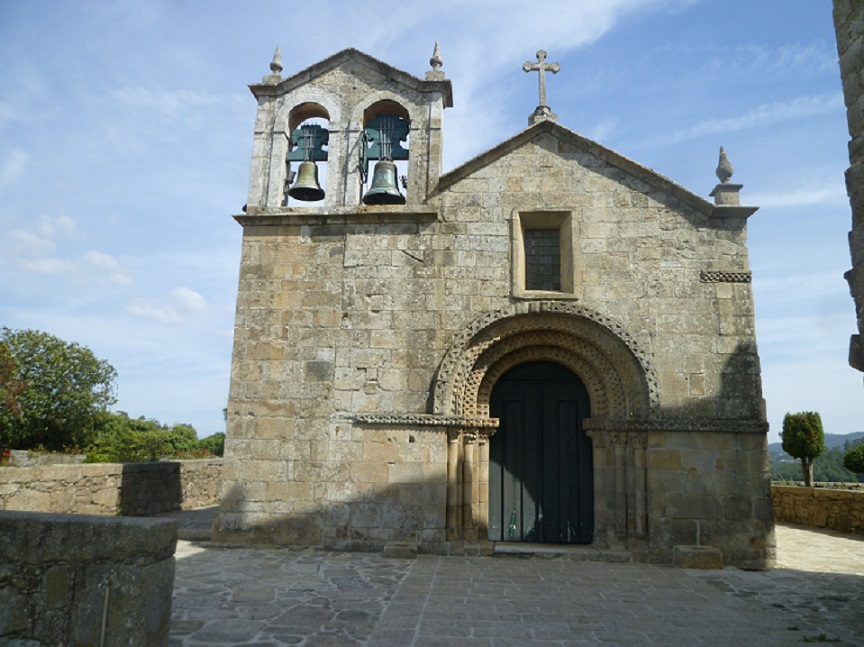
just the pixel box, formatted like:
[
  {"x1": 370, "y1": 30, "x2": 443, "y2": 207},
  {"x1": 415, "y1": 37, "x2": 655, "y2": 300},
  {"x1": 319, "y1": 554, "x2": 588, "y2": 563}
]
[{"x1": 769, "y1": 431, "x2": 864, "y2": 457}]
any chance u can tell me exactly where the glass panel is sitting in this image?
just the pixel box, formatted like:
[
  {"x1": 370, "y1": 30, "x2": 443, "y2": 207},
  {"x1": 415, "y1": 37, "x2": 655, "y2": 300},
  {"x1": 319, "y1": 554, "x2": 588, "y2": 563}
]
[{"x1": 524, "y1": 228, "x2": 561, "y2": 291}]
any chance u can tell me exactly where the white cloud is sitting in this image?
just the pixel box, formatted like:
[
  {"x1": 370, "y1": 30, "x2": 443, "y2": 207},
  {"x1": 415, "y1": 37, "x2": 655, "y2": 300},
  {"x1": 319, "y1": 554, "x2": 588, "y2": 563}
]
[
  {"x1": 5, "y1": 228, "x2": 56, "y2": 256},
  {"x1": 0, "y1": 216, "x2": 135, "y2": 287},
  {"x1": 20, "y1": 258, "x2": 77, "y2": 275},
  {"x1": 82, "y1": 250, "x2": 121, "y2": 271},
  {"x1": 584, "y1": 118, "x2": 620, "y2": 144},
  {"x1": 665, "y1": 93, "x2": 845, "y2": 143},
  {"x1": 747, "y1": 182, "x2": 849, "y2": 209},
  {"x1": 37, "y1": 214, "x2": 75, "y2": 238},
  {"x1": 109, "y1": 87, "x2": 245, "y2": 115},
  {"x1": 0, "y1": 148, "x2": 29, "y2": 187},
  {"x1": 171, "y1": 287, "x2": 209, "y2": 316},
  {"x1": 681, "y1": 42, "x2": 840, "y2": 84},
  {"x1": 126, "y1": 287, "x2": 209, "y2": 325},
  {"x1": 380, "y1": 0, "x2": 699, "y2": 167},
  {"x1": 82, "y1": 251, "x2": 132, "y2": 286}
]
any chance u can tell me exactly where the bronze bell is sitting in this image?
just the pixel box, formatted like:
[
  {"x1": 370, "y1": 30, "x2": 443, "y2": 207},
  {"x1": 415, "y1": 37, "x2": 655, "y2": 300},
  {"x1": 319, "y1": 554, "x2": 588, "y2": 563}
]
[
  {"x1": 288, "y1": 161, "x2": 325, "y2": 202},
  {"x1": 363, "y1": 160, "x2": 405, "y2": 205}
]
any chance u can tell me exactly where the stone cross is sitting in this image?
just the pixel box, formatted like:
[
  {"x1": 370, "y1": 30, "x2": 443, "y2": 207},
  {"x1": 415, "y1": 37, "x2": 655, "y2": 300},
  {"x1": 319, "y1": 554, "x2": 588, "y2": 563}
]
[{"x1": 523, "y1": 50, "x2": 560, "y2": 108}]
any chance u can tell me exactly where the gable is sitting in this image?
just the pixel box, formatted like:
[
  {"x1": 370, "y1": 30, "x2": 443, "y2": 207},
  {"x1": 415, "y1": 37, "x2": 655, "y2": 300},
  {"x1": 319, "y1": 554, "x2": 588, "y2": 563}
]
[
  {"x1": 249, "y1": 47, "x2": 453, "y2": 106},
  {"x1": 436, "y1": 120, "x2": 714, "y2": 217}
]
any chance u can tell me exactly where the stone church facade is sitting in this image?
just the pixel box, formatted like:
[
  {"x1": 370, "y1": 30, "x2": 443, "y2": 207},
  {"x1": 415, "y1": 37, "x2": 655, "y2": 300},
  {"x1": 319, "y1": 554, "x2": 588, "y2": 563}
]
[{"x1": 214, "y1": 47, "x2": 775, "y2": 568}]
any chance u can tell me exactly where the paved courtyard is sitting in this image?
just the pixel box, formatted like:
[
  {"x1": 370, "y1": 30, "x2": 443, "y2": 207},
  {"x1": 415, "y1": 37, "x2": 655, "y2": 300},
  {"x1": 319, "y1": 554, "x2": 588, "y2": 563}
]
[{"x1": 169, "y1": 521, "x2": 863, "y2": 646}]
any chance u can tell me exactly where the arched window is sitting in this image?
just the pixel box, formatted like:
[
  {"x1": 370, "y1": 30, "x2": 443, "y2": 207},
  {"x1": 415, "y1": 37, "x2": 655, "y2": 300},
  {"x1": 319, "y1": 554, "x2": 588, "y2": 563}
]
[
  {"x1": 284, "y1": 103, "x2": 329, "y2": 205},
  {"x1": 360, "y1": 101, "x2": 410, "y2": 205}
]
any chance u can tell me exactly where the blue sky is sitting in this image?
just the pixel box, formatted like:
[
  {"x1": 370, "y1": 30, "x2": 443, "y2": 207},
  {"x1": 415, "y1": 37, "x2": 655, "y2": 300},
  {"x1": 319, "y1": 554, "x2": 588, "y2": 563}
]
[{"x1": 0, "y1": 0, "x2": 860, "y2": 441}]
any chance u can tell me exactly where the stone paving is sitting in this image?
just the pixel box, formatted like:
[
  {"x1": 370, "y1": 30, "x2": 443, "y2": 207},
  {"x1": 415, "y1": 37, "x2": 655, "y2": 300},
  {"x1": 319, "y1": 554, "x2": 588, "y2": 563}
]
[{"x1": 168, "y1": 520, "x2": 864, "y2": 646}]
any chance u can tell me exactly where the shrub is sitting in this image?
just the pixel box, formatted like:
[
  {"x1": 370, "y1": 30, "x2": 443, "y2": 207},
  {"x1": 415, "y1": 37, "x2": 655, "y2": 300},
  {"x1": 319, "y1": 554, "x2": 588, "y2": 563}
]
[
  {"x1": 844, "y1": 445, "x2": 864, "y2": 475},
  {"x1": 781, "y1": 411, "x2": 825, "y2": 487}
]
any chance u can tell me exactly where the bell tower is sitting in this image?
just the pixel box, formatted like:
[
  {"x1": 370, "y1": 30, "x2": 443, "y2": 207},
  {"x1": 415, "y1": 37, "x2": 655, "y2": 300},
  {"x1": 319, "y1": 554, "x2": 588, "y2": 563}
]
[{"x1": 244, "y1": 46, "x2": 453, "y2": 211}]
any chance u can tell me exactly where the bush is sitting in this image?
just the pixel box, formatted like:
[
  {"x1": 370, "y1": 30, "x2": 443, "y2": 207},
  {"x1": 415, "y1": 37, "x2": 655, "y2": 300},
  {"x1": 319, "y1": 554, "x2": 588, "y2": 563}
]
[
  {"x1": 86, "y1": 413, "x2": 201, "y2": 462},
  {"x1": 844, "y1": 445, "x2": 864, "y2": 475},
  {"x1": 781, "y1": 412, "x2": 825, "y2": 487},
  {"x1": 197, "y1": 432, "x2": 225, "y2": 457}
]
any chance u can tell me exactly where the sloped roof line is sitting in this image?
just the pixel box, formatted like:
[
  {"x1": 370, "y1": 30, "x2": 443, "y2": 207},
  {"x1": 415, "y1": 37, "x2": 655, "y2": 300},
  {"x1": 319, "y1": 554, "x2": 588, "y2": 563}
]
[
  {"x1": 435, "y1": 120, "x2": 714, "y2": 215},
  {"x1": 249, "y1": 47, "x2": 453, "y2": 106}
]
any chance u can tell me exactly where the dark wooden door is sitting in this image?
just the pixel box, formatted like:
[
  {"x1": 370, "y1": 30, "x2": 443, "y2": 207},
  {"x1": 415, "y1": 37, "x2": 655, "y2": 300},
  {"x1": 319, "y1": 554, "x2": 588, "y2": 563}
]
[{"x1": 488, "y1": 361, "x2": 593, "y2": 544}]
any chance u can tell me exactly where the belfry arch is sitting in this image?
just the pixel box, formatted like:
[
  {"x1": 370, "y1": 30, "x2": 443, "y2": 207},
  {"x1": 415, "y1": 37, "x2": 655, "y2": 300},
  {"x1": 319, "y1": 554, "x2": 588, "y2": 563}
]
[{"x1": 433, "y1": 301, "x2": 658, "y2": 546}]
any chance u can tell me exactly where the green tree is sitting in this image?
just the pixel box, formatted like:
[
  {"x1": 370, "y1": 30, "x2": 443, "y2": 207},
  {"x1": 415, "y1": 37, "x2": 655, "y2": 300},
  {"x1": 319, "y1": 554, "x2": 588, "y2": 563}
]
[
  {"x1": 0, "y1": 341, "x2": 27, "y2": 445},
  {"x1": 0, "y1": 328, "x2": 117, "y2": 451},
  {"x1": 781, "y1": 411, "x2": 825, "y2": 487},
  {"x1": 198, "y1": 432, "x2": 225, "y2": 457},
  {"x1": 87, "y1": 412, "x2": 208, "y2": 462},
  {"x1": 844, "y1": 444, "x2": 864, "y2": 475}
]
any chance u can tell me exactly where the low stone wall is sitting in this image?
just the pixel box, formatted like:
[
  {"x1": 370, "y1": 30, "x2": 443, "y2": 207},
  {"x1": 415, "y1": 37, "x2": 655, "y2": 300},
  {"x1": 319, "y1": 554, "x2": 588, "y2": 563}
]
[
  {"x1": 7, "y1": 449, "x2": 87, "y2": 467},
  {"x1": 0, "y1": 459, "x2": 222, "y2": 516},
  {"x1": 771, "y1": 484, "x2": 864, "y2": 534},
  {"x1": 0, "y1": 511, "x2": 176, "y2": 645}
]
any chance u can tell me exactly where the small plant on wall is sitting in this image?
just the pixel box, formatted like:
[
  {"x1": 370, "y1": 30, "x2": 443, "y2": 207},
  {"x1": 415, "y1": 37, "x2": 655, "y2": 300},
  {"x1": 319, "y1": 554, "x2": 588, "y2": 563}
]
[{"x1": 781, "y1": 411, "x2": 825, "y2": 488}]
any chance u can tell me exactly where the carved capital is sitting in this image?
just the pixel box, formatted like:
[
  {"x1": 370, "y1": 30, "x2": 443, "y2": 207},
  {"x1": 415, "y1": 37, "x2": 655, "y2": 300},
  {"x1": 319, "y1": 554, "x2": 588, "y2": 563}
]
[
  {"x1": 609, "y1": 431, "x2": 628, "y2": 448},
  {"x1": 628, "y1": 432, "x2": 647, "y2": 449}
]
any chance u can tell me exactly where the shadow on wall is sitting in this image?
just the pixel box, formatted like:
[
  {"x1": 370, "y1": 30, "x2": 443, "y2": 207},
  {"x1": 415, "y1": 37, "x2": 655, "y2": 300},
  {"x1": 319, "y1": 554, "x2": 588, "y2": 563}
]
[
  {"x1": 212, "y1": 342, "x2": 769, "y2": 556},
  {"x1": 120, "y1": 462, "x2": 183, "y2": 516},
  {"x1": 661, "y1": 341, "x2": 764, "y2": 421},
  {"x1": 212, "y1": 476, "x2": 450, "y2": 553}
]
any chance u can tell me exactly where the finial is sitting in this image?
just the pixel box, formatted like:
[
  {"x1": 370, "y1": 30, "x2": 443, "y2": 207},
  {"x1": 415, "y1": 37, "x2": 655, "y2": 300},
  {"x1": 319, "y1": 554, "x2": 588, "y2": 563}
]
[
  {"x1": 716, "y1": 146, "x2": 734, "y2": 183},
  {"x1": 270, "y1": 48, "x2": 283, "y2": 75},
  {"x1": 426, "y1": 41, "x2": 446, "y2": 80},
  {"x1": 430, "y1": 42, "x2": 442, "y2": 71},
  {"x1": 262, "y1": 47, "x2": 283, "y2": 85}
]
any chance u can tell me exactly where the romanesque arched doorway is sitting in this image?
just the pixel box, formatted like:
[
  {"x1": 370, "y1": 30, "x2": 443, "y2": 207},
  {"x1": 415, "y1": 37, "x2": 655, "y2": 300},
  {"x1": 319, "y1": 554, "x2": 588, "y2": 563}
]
[
  {"x1": 433, "y1": 302, "x2": 656, "y2": 546},
  {"x1": 488, "y1": 361, "x2": 593, "y2": 544}
]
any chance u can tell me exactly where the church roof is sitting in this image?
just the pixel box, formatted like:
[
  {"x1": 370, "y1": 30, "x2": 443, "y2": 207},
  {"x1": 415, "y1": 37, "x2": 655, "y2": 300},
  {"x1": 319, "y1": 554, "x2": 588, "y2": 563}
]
[
  {"x1": 437, "y1": 120, "x2": 716, "y2": 216},
  {"x1": 249, "y1": 47, "x2": 454, "y2": 107}
]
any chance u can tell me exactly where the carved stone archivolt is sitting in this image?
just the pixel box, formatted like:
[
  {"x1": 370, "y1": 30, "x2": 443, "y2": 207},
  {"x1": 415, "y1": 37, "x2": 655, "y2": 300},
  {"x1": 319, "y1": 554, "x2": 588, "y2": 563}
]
[
  {"x1": 433, "y1": 301, "x2": 656, "y2": 420},
  {"x1": 433, "y1": 302, "x2": 656, "y2": 544}
]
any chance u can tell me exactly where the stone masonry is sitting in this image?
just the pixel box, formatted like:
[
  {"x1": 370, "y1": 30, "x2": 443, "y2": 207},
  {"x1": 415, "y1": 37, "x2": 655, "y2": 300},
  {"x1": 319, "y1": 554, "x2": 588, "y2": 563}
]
[
  {"x1": 0, "y1": 511, "x2": 176, "y2": 645},
  {"x1": 215, "y1": 47, "x2": 774, "y2": 567},
  {"x1": 833, "y1": 1, "x2": 864, "y2": 373},
  {"x1": 0, "y1": 459, "x2": 222, "y2": 516}
]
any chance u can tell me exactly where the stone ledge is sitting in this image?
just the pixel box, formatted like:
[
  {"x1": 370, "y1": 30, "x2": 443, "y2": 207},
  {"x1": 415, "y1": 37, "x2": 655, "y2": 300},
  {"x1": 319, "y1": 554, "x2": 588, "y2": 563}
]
[
  {"x1": 492, "y1": 542, "x2": 633, "y2": 563},
  {"x1": 382, "y1": 541, "x2": 418, "y2": 558},
  {"x1": 351, "y1": 413, "x2": 499, "y2": 428},
  {"x1": 0, "y1": 511, "x2": 177, "y2": 564},
  {"x1": 583, "y1": 417, "x2": 768, "y2": 434},
  {"x1": 673, "y1": 545, "x2": 724, "y2": 569},
  {"x1": 0, "y1": 511, "x2": 176, "y2": 646},
  {"x1": 234, "y1": 208, "x2": 440, "y2": 226}
]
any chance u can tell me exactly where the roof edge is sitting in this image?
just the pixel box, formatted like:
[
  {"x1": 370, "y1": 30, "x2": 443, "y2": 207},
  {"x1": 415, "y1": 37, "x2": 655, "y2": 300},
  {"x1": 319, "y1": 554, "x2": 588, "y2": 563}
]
[
  {"x1": 249, "y1": 47, "x2": 453, "y2": 107},
  {"x1": 436, "y1": 121, "x2": 717, "y2": 216}
]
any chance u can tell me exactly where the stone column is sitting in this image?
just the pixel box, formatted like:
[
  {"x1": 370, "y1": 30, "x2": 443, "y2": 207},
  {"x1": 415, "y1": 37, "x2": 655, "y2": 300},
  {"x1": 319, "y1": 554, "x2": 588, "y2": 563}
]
[
  {"x1": 629, "y1": 432, "x2": 647, "y2": 539},
  {"x1": 586, "y1": 429, "x2": 610, "y2": 546},
  {"x1": 462, "y1": 430, "x2": 477, "y2": 541},
  {"x1": 476, "y1": 431, "x2": 491, "y2": 540},
  {"x1": 267, "y1": 127, "x2": 290, "y2": 208},
  {"x1": 610, "y1": 431, "x2": 628, "y2": 540},
  {"x1": 446, "y1": 429, "x2": 461, "y2": 541}
]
